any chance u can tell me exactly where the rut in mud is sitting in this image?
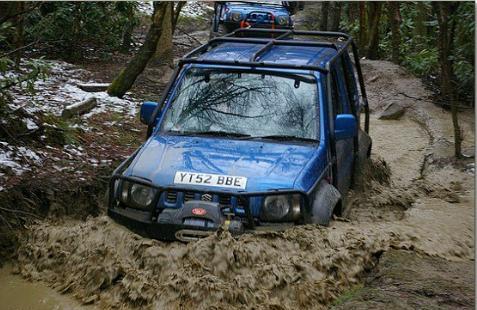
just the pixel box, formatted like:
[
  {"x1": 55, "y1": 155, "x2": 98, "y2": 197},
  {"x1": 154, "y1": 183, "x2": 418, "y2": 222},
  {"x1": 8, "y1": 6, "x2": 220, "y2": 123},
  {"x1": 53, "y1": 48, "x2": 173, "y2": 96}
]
[{"x1": 11, "y1": 61, "x2": 475, "y2": 309}]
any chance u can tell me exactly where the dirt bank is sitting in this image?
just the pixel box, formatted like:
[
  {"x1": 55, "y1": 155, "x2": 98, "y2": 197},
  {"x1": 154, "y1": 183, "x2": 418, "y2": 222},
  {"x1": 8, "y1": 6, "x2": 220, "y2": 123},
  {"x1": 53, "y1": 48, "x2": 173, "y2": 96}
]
[
  {"x1": 5, "y1": 59, "x2": 473, "y2": 309},
  {"x1": 332, "y1": 249, "x2": 475, "y2": 309}
]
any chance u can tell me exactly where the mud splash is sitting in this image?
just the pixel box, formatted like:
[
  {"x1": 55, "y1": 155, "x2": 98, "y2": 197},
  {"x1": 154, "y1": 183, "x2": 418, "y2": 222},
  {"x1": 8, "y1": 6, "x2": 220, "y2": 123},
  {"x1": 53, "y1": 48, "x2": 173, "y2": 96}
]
[
  {"x1": 16, "y1": 217, "x2": 394, "y2": 309},
  {"x1": 10, "y1": 60, "x2": 475, "y2": 309}
]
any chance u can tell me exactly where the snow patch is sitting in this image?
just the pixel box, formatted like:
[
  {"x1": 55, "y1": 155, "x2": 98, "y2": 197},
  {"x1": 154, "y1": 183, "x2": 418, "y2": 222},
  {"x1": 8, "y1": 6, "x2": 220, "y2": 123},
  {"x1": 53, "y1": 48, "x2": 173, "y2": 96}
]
[
  {"x1": 182, "y1": 1, "x2": 212, "y2": 18},
  {"x1": 24, "y1": 118, "x2": 39, "y2": 130},
  {"x1": 137, "y1": 1, "x2": 153, "y2": 15},
  {"x1": 7, "y1": 59, "x2": 139, "y2": 119}
]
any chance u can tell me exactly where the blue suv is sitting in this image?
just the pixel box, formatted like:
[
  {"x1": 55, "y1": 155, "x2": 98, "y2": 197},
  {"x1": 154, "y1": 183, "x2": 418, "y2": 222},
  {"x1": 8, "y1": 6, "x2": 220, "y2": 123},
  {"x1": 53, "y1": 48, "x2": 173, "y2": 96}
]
[
  {"x1": 108, "y1": 29, "x2": 371, "y2": 242},
  {"x1": 210, "y1": 1, "x2": 300, "y2": 37}
]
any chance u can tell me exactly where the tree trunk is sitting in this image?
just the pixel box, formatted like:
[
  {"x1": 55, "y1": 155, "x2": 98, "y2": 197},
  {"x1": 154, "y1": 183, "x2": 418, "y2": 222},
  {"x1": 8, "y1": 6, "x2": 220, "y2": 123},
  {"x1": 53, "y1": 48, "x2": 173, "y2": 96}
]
[
  {"x1": 108, "y1": 2, "x2": 168, "y2": 98},
  {"x1": 348, "y1": 2, "x2": 359, "y2": 22},
  {"x1": 365, "y1": 2, "x2": 382, "y2": 60},
  {"x1": 155, "y1": 2, "x2": 173, "y2": 66},
  {"x1": 329, "y1": 2, "x2": 342, "y2": 31},
  {"x1": 172, "y1": 1, "x2": 186, "y2": 34},
  {"x1": 387, "y1": 1, "x2": 401, "y2": 63},
  {"x1": 414, "y1": 2, "x2": 428, "y2": 45},
  {"x1": 358, "y1": 2, "x2": 367, "y2": 51},
  {"x1": 320, "y1": 2, "x2": 329, "y2": 31},
  {"x1": 434, "y1": 2, "x2": 462, "y2": 158},
  {"x1": 13, "y1": 2, "x2": 25, "y2": 68},
  {"x1": 120, "y1": 4, "x2": 136, "y2": 53}
]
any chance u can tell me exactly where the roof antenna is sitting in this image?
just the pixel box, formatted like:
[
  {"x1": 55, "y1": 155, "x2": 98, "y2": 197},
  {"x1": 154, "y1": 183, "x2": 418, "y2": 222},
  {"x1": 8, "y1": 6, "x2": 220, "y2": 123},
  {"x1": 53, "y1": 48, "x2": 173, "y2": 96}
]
[{"x1": 294, "y1": 80, "x2": 300, "y2": 88}]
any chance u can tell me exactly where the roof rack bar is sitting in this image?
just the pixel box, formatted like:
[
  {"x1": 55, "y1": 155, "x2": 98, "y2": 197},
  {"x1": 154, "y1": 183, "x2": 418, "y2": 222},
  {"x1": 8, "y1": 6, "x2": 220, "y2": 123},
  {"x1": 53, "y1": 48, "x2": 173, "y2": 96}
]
[
  {"x1": 231, "y1": 28, "x2": 350, "y2": 40},
  {"x1": 179, "y1": 58, "x2": 328, "y2": 73},
  {"x1": 251, "y1": 30, "x2": 293, "y2": 61},
  {"x1": 209, "y1": 36, "x2": 336, "y2": 47},
  {"x1": 185, "y1": 36, "x2": 337, "y2": 60},
  {"x1": 210, "y1": 37, "x2": 337, "y2": 49}
]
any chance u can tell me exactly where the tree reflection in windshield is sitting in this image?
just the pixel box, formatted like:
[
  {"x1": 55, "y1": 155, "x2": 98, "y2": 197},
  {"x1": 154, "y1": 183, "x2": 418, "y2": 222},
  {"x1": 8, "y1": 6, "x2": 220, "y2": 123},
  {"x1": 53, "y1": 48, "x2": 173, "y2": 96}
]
[{"x1": 160, "y1": 69, "x2": 319, "y2": 140}]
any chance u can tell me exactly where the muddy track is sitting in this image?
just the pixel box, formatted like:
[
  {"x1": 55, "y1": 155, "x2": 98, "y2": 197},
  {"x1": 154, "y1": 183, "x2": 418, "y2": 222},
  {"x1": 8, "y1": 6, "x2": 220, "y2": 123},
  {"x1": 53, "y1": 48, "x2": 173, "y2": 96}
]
[{"x1": 6, "y1": 60, "x2": 475, "y2": 309}]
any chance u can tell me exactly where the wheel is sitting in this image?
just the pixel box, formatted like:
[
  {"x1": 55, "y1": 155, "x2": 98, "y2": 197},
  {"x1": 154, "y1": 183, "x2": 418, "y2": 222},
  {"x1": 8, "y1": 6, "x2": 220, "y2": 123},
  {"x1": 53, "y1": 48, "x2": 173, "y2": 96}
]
[{"x1": 309, "y1": 180, "x2": 342, "y2": 226}]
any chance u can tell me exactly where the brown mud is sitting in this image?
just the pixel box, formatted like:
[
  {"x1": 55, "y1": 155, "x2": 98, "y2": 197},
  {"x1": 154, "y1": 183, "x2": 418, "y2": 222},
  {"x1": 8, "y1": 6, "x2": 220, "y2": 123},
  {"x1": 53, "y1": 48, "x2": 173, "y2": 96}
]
[
  {"x1": 331, "y1": 250, "x2": 475, "y2": 309},
  {"x1": 0, "y1": 264, "x2": 96, "y2": 310},
  {"x1": 1, "y1": 61, "x2": 474, "y2": 308}
]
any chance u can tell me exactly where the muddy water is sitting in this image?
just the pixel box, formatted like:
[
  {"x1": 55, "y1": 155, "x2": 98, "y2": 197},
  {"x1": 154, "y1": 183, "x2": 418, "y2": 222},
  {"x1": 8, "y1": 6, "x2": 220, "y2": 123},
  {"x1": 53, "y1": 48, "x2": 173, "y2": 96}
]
[
  {"x1": 0, "y1": 265, "x2": 94, "y2": 310},
  {"x1": 6, "y1": 60, "x2": 475, "y2": 309}
]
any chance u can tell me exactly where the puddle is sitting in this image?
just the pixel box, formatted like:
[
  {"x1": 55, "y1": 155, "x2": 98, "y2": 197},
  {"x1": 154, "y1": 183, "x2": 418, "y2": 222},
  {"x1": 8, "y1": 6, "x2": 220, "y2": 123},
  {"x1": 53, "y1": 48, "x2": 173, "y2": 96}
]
[{"x1": 0, "y1": 265, "x2": 93, "y2": 310}]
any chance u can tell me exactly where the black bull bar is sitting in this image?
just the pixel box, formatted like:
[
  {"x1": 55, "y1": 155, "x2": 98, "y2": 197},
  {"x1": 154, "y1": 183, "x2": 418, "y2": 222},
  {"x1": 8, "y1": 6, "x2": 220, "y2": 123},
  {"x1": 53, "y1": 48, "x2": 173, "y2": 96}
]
[{"x1": 107, "y1": 150, "x2": 330, "y2": 240}]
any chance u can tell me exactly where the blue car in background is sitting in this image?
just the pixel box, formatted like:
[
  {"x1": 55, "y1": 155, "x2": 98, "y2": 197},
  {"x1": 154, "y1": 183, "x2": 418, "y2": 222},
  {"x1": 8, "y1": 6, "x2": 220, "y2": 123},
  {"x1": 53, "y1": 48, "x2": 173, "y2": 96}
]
[
  {"x1": 210, "y1": 1, "x2": 302, "y2": 37},
  {"x1": 108, "y1": 28, "x2": 371, "y2": 242}
]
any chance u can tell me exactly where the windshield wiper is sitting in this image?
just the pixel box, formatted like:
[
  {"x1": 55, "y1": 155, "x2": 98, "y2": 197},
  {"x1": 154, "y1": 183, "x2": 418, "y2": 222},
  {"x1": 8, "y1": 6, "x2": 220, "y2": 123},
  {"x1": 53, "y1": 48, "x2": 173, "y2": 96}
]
[
  {"x1": 166, "y1": 130, "x2": 252, "y2": 138},
  {"x1": 244, "y1": 135, "x2": 319, "y2": 143}
]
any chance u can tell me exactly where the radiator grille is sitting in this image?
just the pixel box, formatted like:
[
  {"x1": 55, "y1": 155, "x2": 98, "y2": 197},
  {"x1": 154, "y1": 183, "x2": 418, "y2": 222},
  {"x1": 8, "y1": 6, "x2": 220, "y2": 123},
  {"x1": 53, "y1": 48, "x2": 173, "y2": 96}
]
[{"x1": 164, "y1": 191, "x2": 240, "y2": 207}]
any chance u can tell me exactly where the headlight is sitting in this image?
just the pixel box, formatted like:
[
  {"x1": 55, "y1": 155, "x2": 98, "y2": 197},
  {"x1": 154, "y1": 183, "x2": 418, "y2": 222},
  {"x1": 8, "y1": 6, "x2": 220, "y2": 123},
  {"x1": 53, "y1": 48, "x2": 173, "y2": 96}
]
[
  {"x1": 231, "y1": 12, "x2": 242, "y2": 22},
  {"x1": 277, "y1": 16, "x2": 288, "y2": 26},
  {"x1": 131, "y1": 183, "x2": 156, "y2": 207},
  {"x1": 119, "y1": 181, "x2": 157, "y2": 210},
  {"x1": 260, "y1": 194, "x2": 301, "y2": 222}
]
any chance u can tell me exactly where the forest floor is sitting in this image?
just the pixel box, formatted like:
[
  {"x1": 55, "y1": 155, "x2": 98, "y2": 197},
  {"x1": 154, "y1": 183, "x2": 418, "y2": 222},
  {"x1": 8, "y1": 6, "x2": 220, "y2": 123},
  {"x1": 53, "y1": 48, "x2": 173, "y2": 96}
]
[{"x1": 0, "y1": 15, "x2": 475, "y2": 310}]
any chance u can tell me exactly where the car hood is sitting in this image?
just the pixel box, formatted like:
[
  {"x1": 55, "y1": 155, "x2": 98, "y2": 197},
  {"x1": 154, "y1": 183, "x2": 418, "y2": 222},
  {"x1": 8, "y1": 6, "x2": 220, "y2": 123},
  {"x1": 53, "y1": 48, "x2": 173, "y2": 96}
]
[{"x1": 127, "y1": 135, "x2": 316, "y2": 192}]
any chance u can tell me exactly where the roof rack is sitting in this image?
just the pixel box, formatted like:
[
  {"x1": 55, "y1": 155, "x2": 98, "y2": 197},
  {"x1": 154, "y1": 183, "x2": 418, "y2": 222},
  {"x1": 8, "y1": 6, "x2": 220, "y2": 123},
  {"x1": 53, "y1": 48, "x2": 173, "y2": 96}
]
[
  {"x1": 172, "y1": 28, "x2": 369, "y2": 133},
  {"x1": 180, "y1": 28, "x2": 353, "y2": 73}
]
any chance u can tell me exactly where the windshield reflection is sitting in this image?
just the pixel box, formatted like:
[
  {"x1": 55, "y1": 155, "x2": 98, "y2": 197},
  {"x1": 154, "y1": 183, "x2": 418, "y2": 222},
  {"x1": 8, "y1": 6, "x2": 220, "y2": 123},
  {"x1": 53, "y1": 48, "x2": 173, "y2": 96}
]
[{"x1": 160, "y1": 69, "x2": 319, "y2": 140}]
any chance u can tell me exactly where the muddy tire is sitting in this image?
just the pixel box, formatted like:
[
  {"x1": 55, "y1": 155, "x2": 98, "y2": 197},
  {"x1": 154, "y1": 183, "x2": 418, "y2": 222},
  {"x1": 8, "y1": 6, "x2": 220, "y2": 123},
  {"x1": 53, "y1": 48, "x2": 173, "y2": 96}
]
[{"x1": 309, "y1": 180, "x2": 341, "y2": 226}]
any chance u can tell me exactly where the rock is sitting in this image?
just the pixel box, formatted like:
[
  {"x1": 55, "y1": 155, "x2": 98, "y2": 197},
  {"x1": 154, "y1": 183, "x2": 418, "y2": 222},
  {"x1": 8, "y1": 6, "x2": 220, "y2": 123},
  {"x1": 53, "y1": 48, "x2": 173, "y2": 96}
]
[
  {"x1": 368, "y1": 75, "x2": 379, "y2": 83},
  {"x1": 77, "y1": 83, "x2": 109, "y2": 92},
  {"x1": 378, "y1": 102, "x2": 405, "y2": 120},
  {"x1": 61, "y1": 97, "x2": 97, "y2": 119}
]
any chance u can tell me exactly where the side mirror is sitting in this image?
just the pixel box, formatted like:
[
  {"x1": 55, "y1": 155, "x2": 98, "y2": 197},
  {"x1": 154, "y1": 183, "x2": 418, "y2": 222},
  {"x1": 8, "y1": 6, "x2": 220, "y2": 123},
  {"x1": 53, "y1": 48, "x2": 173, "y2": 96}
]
[
  {"x1": 335, "y1": 114, "x2": 357, "y2": 140},
  {"x1": 140, "y1": 101, "x2": 159, "y2": 125}
]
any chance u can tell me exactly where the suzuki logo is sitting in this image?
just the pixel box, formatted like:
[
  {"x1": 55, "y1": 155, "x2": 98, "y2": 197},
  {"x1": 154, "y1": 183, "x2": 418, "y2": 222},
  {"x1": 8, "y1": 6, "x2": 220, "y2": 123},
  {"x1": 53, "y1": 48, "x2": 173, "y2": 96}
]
[
  {"x1": 192, "y1": 208, "x2": 207, "y2": 216},
  {"x1": 201, "y1": 193, "x2": 212, "y2": 201}
]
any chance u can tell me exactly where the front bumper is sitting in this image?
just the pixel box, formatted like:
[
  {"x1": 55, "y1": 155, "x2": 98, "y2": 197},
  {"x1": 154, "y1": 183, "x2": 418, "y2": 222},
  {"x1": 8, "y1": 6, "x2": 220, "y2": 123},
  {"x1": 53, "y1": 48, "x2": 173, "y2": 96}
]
[
  {"x1": 108, "y1": 156, "x2": 312, "y2": 241},
  {"x1": 223, "y1": 21, "x2": 293, "y2": 30},
  {"x1": 108, "y1": 206, "x2": 218, "y2": 241}
]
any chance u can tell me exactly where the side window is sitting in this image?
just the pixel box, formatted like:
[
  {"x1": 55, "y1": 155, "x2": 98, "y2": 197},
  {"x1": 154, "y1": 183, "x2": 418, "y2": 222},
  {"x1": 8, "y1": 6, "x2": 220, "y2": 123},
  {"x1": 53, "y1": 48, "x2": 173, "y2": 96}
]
[
  {"x1": 342, "y1": 53, "x2": 359, "y2": 114},
  {"x1": 331, "y1": 58, "x2": 352, "y2": 115},
  {"x1": 330, "y1": 71, "x2": 342, "y2": 117}
]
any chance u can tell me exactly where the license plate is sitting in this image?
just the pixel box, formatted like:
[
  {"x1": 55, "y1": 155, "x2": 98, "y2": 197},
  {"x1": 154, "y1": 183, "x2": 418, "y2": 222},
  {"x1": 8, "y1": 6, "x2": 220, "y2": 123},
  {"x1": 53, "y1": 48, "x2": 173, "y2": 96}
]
[{"x1": 173, "y1": 171, "x2": 247, "y2": 190}]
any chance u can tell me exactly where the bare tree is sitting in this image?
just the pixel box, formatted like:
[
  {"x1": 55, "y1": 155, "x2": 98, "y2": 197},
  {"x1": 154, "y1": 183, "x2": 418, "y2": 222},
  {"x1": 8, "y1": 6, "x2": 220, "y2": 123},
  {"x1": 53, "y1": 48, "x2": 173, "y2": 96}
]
[
  {"x1": 108, "y1": 2, "x2": 168, "y2": 98},
  {"x1": 434, "y1": 2, "x2": 462, "y2": 158},
  {"x1": 320, "y1": 2, "x2": 329, "y2": 31},
  {"x1": 155, "y1": 2, "x2": 174, "y2": 66},
  {"x1": 387, "y1": 1, "x2": 401, "y2": 63},
  {"x1": 358, "y1": 2, "x2": 367, "y2": 50},
  {"x1": 329, "y1": 2, "x2": 342, "y2": 31},
  {"x1": 347, "y1": 2, "x2": 359, "y2": 22},
  {"x1": 414, "y1": 2, "x2": 428, "y2": 45},
  {"x1": 365, "y1": 2, "x2": 382, "y2": 59}
]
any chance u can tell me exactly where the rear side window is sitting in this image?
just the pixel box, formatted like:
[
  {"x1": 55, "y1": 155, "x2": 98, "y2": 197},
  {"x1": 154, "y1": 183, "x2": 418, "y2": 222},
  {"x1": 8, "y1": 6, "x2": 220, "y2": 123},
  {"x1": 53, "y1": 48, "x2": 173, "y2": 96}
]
[
  {"x1": 330, "y1": 57, "x2": 352, "y2": 115},
  {"x1": 330, "y1": 72, "x2": 342, "y2": 117},
  {"x1": 342, "y1": 53, "x2": 358, "y2": 114}
]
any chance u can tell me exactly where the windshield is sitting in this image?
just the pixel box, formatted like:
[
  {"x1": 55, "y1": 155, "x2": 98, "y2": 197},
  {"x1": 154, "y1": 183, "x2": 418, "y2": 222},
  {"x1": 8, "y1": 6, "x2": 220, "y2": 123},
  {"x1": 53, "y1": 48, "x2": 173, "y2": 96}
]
[{"x1": 160, "y1": 69, "x2": 319, "y2": 140}]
